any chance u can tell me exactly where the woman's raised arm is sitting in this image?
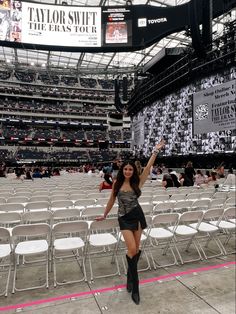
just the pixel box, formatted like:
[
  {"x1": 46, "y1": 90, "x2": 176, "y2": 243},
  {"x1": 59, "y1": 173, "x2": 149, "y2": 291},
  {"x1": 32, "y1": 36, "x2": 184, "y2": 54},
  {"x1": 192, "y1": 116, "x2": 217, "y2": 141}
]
[{"x1": 139, "y1": 139, "x2": 165, "y2": 187}]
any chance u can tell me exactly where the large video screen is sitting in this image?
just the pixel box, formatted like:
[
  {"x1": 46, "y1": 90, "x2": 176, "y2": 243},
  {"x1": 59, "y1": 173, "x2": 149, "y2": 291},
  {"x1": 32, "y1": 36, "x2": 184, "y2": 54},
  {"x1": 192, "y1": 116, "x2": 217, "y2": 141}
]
[
  {"x1": 0, "y1": 0, "x2": 101, "y2": 47},
  {"x1": 102, "y1": 7, "x2": 132, "y2": 47}
]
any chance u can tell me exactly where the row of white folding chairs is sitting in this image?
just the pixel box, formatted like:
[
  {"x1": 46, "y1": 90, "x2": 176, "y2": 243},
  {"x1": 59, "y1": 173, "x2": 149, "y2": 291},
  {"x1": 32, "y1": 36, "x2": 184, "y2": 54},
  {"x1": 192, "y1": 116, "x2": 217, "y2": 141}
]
[
  {"x1": 0, "y1": 205, "x2": 120, "y2": 228},
  {"x1": 1, "y1": 207, "x2": 235, "y2": 296},
  {"x1": 0, "y1": 192, "x2": 234, "y2": 207},
  {"x1": 140, "y1": 207, "x2": 236, "y2": 271},
  {"x1": 0, "y1": 199, "x2": 115, "y2": 213},
  {"x1": 0, "y1": 188, "x2": 109, "y2": 196},
  {"x1": 0, "y1": 193, "x2": 112, "y2": 203},
  {"x1": 0, "y1": 218, "x2": 120, "y2": 296},
  {"x1": 0, "y1": 196, "x2": 234, "y2": 217},
  {"x1": 153, "y1": 199, "x2": 235, "y2": 214}
]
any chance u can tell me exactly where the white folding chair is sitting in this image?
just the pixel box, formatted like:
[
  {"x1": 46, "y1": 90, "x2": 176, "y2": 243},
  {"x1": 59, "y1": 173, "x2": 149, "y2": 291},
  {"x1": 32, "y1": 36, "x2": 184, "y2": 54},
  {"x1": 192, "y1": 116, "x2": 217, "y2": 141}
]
[
  {"x1": 172, "y1": 200, "x2": 193, "y2": 213},
  {"x1": 209, "y1": 198, "x2": 225, "y2": 208},
  {"x1": 213, "y1": 191, "x2": 228, "y2": 199},
  {"x1": 50, "y1": 200, "x2": 74, "y2": 210},
  {"x1": 14, "y1": 192, "x2": 32, "y2": 198},
  {"x1": 50, "y1": 195, "x2": 68, "y2": 202},
  {"x1": 0, "y1": 197, "x2": 6, "y2": 204},
  {"x1": 74, "y1": 199, "x2": 96, "y2": 209},
  {"x1": 87, "y1": 218, "x2": 120, "y2": 281},
  {"x1": 52, "y1": 221, "x2": 88, "y2": 286},
  {"x1": 153, "y1": 194, "x2": 170, "y2": 204},
  {"x1": 12, "y1": 223, "x2": 51, "y2": 293},
  {"x1": 96, "y1": 198, "x2": 109, "y2": 206},
  {"x1": 0, "y1": 212, "x2": 22, "y2": 229},
  {"x1": 25, "y1": 201, "x2": 50, "y2": 212},
  {"x1": 138, "y1": 195, "x2": 153, "y2": 205},
  {"x1": 144, "y1": 213, "x2": 179, "y2": 269},
  {"x1": 225, "y1": 197, "x2": 236, "y2": 207},
  {"x1": 170, "y1": 194, "x2": 186, "y2": 202},
  {"x1": 52, "y1": 208, "x2": 81, "y2": 224},
  {"x1": 7, "y1": 196, "x2": 29, "y2": 205},
  {"x1": 22, "y1": 211, "x2": 53, "y2": 225},
  {"x1": 189, "y1": 208, "x2": 225, "y2": 259},
  {"x1": 169, "y1": 211, "x2": 204, "y2": 264},
  {"x1": 186, "y1": 193, "x2": 201, "y2": 201},
  {"x1": 210, "y1": 207, "x2": 236, "y2": 255},
  {"x1": 29, "y1": 196, "x2": 49, "y2": 203},
  {"x1": 0, "y1": 227, "x2": 12, "y2": 297},
  {"x1": 199, "y1": 192, "x2": 214, "y2": 199},
  {"x1": 69, "y1": 194, "x2": 88, "y2": 202},
  {"x1": 224, "y1": 207, "x2": 236, "y2": 224},
  {"x1": 81, "y1": 206, "x2": 105, "y2": 221},
  {"x1": 87, "y1": 192, "x2": 103, "y2": 200},
  {"x1": 191, "y1": 199, "x2": 210, "y2": 211},
  {"x1": 153, "y1": 201, "x2": 174, "y2": 214},
  {"x1": 0, "y1": 203, "x2": 24, "y2": 213}
]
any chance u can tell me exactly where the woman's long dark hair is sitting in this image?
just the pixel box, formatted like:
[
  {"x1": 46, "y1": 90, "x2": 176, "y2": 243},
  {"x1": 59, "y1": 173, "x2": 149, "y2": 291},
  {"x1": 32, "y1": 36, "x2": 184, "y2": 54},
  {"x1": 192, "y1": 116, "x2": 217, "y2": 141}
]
[{"x1": 113, "y1": 160, "x2": 141, "y2": 197}]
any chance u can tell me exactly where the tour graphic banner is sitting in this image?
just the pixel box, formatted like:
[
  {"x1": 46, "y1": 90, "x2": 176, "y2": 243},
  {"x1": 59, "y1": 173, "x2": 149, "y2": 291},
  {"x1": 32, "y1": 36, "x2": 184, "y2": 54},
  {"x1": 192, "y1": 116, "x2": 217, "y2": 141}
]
[
  {"x1": 193, "y1": 80, "x2": 236, "y2": 135},
  {"x1": 132, "y1": 116, "x2": 145, "y2": 147},
  {"x1": 0, "y1": 0, "x2": 101, "y2": 46}
]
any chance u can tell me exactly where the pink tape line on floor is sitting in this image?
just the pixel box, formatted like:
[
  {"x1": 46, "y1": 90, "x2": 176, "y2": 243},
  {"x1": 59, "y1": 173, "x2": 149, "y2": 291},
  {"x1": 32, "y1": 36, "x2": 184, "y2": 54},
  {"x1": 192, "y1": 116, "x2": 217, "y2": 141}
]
[{"x1": 0, "y1": 261, "x2": 235, "y2": 312}]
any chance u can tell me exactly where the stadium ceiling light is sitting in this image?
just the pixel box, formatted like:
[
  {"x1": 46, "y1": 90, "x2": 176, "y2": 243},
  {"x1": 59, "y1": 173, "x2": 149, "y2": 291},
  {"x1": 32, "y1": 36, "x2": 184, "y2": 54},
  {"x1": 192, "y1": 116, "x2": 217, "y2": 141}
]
[
  {"x1": 30, "y1": 62, "x2": 35, "y2": 66},
  {"x1": 6, "y1": 59, "x2": 11, "y2": 63},
  {"x1": 42, "y1": 63, "x2": 46, "y2": 67}
]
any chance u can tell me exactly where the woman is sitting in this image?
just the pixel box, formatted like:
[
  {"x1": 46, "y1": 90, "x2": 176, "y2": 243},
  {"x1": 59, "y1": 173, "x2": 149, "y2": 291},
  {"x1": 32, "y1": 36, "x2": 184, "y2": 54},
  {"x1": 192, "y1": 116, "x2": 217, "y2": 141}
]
[
  {"x1": 207, "y1": 171, "x2": 218, "y2": 185},
  {"x1": 135, "y1": 160, "x2": 143, "y2": 176},
  {"x1": 184, "y1": 161, "x2": 195, "y2": 186},
  {"x1": 179, "y1": 172, "x2": 192, "y2": 186},
  {"x1": 162, "y1": 174, "x2": 174, "y2": 188},
  {"x1": 194, "y1": 170, "x2": 205, "y2": 186},
  {"x1": 99, "y1": 173, "x2": 113, "y2": 192},
  {"x1": 96, "y1": 140, "x2": 165, "y2": 305},
  {"x1": 224, "y1": 168, "x2": 235, "y2": 186},
  {"x1": 170, "y1": 173, "x2": 181, "y2": 188}
]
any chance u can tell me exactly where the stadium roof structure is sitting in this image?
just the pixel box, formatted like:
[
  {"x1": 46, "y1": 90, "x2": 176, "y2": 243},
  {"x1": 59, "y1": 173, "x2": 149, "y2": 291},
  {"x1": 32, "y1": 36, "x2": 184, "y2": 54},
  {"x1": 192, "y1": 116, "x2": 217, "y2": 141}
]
[{"x1": 0, "y1": 0, "x2": 235, "y2": 77}]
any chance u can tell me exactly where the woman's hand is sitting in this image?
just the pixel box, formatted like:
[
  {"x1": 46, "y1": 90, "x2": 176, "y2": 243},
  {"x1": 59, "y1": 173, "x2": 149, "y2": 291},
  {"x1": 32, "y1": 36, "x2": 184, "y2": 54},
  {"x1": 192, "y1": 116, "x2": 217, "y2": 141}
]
[
  {"x1": 155, "y1": 139, "x2": 165, "y2": 150},
  {"x1": 95, "y1": 215, "x2": 106, "y2": 221}
]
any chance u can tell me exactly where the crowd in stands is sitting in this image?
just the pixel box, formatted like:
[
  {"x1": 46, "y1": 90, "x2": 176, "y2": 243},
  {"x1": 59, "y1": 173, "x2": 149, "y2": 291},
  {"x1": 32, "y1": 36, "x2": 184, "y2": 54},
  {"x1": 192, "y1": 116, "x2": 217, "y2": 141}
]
[
  {"x1": 108, "y1": 130, "x2": 123, "y2": 141},
  {"x1": 9, "y1": 148, "x2": 119, "y2": 163},
  {"x1": 0, "y1": 83, "x2": 114, "y2": 102},
  {"x1": 0, "y1": 124, "x2": 131, "y2": 143},
  {"x1": 0, "y1": 98, "x2": 110, "y2": 117},
  {"x1": 0, "y1": 70, "x2": 133, "y2": 91}
]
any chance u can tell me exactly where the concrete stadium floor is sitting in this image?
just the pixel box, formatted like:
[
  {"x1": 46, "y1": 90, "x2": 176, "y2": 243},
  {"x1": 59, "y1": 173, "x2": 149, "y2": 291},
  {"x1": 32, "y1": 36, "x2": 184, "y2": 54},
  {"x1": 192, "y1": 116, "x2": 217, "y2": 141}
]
[{"x1": 0, "y1": 244, "x2": 235, "y2": 314}]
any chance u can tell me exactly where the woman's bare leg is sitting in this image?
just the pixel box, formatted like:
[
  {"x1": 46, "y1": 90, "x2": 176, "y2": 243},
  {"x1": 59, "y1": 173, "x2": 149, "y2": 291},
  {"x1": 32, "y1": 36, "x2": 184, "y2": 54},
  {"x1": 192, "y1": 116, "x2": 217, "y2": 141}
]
[
  {"x1": 133, "y1": 223, "x2": 142, "y2": 254},
  {"x1": 121, "y1": 230, "x2": 137, "y2": 257}
]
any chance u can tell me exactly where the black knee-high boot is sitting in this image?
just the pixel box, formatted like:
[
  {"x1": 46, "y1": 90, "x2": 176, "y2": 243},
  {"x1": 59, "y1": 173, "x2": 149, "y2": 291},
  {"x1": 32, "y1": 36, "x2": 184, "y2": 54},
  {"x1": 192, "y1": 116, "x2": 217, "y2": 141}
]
[
  {"x1": 126, "y1": 254, "x2": 140, "y2": 305},
  {"x1": 126, "y1": 250, "x2": 141, "y2": 293}
]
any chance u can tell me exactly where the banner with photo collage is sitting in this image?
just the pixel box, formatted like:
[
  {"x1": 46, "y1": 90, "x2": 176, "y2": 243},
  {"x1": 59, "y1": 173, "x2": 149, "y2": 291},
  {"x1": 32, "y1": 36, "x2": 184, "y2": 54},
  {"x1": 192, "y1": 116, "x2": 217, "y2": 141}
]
[{"x1": 193, "y1": 80, "x2": 236, "y2": 135}]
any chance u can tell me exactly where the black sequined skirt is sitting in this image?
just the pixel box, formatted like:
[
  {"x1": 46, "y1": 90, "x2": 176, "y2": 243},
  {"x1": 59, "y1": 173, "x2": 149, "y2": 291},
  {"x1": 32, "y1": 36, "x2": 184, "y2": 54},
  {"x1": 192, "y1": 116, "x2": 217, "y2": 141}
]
[{"x1": 118, "y1": 204, "x2": 147, "y2": 231}]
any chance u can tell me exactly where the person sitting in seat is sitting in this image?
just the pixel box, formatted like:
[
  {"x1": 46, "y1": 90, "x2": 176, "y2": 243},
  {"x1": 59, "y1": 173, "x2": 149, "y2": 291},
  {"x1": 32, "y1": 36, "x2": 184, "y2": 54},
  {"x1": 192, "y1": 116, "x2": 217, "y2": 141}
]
[{"x1": 99, "y1": 173, "x2": 113, "y2": 192}]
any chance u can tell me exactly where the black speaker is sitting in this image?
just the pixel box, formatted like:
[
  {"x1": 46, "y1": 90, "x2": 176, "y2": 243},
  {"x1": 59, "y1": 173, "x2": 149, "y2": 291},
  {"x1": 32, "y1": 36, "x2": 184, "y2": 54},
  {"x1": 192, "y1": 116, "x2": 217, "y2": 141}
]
[
  {"x1": 202, "y1": 0, "x2": 213, "y2": 49},
  {"x1": 114, "y1": 78, "x2": 122, "y2": 112},
  {"x1": 189, "y1": 0, "x2": 206, "y2": 57},
  {"x1": 122, "y1": 76, "x2": 128, "y2": 101}
]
